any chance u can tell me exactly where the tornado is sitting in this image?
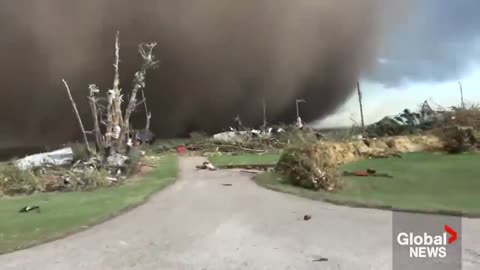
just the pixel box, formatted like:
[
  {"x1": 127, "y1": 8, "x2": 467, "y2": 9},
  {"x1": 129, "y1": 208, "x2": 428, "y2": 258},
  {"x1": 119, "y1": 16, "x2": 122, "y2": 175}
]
[{"x1": 0, "y1": 0, "x2": 404, "y2": 148}]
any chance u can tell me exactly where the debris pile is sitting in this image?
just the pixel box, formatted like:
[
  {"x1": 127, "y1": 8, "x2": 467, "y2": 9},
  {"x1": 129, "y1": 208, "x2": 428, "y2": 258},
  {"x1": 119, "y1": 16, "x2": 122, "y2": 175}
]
[
  {"x1": 366, "y1": 100, "x2": 448, "y2": 137},
  {"x1": 170, "y1": 126, "x2": 322, "y2": 156},
  {"x1": 434, "y1": 107, "x2": 480, "y2": 153}
]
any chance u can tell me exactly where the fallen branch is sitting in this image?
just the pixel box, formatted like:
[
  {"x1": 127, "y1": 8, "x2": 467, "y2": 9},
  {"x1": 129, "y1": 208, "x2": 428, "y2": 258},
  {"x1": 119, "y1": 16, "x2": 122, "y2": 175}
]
[{"x1": 62, "y1": 79, "x2": 92, "y2": 155}]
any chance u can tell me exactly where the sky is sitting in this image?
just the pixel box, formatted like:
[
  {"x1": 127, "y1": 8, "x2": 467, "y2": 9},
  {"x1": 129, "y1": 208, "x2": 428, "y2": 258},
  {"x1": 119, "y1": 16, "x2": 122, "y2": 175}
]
[{"x1": 315, "y1": 0, "x2": 480, "y2": 128}]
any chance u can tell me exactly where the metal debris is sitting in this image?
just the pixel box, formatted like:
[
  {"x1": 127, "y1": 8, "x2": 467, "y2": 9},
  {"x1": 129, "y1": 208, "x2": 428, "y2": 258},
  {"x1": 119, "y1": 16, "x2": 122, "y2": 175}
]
[{"x1": 14, "y1": 147, "x2": 74, "y2": 171}]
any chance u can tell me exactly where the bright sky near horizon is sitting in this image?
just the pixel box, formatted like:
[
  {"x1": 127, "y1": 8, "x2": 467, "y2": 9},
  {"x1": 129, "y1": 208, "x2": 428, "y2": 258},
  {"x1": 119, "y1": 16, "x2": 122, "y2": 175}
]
[
  {"x1": 315, "y1": 0, "x2": 480, "y2": 128},
  {"x1": 314, "y1": 65, "x2": 480, "y2": 128}
]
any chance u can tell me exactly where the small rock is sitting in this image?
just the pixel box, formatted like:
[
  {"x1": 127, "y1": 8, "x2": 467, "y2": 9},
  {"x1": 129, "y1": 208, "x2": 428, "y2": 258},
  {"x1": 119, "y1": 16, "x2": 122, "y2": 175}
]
[{"x1": 304, "y1": 215, "x2": 312, "y2": 221}]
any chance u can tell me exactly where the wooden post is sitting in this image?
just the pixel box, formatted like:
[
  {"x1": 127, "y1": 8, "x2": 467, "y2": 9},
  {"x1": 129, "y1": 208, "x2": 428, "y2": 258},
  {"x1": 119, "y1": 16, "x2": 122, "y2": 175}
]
[
  {"x1": 62, "y1": 79, "x2": 92, "y2": 155},
  {"x1": 356, "y1": 81, "x2": 366, "y2": 134},
  {"x1": 458, "y1": 81, "x2": 465, "y2": 109}
]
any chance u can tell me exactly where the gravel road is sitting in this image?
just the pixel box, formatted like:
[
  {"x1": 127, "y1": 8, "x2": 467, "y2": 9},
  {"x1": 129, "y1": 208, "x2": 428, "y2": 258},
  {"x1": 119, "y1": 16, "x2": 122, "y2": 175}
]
[{"x1": 1, "y1": 156, "x2": 479, "y2": 270}]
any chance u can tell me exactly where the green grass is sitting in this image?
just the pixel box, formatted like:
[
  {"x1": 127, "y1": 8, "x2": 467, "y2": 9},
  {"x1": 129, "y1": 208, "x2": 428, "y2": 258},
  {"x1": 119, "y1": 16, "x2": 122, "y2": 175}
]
[
  {"x1": 208, "y1": 153, "x2": 281, "y2": 168},
  {"x1": 0, "y1": 155, "x2": 178, "y2": 254},
  {"x1": 256, "y1": 152, "x2": 480, "y2": 216}
]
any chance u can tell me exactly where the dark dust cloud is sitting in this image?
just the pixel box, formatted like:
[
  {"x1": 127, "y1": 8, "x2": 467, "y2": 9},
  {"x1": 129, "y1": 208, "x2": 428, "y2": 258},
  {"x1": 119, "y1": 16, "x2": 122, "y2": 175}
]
[{"x1": 0, "y1": 0, "x2": 402, "y2": 147}]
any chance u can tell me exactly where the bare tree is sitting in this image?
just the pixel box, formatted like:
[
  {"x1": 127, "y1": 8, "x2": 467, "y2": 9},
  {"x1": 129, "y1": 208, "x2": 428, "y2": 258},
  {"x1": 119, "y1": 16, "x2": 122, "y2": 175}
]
[{"x1": 63, "y1": 31, "x2": 158, "y2": 160}]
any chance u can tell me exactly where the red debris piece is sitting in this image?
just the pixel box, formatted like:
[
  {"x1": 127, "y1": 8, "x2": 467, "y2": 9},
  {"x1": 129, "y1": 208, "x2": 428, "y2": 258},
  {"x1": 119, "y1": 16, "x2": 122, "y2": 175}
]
[{"x1": 176, "y1": 146, "x2": 186, "y2": 154}]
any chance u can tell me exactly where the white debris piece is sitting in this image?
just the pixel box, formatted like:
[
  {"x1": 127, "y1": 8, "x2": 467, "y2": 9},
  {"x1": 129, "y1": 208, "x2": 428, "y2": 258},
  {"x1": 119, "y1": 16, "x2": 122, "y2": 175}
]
[
  {"x1": 15, "y1": 147, "x2": 74, "y2": 171},
  {"x1": 296, "y1": 117, "x2": 303, "y2": 129},
  {"x1": 196, "y1": 161, "x2": 217, "y2": 171},
  {"x1": 106, "y1": 152, "x2": 129, "y2": 167},
  {"x1": 213, "y1": 131, "x2": 248, "y2": 142},
  {"x1": 112, "y1": 125, "x2": 121, "y2": 139}
]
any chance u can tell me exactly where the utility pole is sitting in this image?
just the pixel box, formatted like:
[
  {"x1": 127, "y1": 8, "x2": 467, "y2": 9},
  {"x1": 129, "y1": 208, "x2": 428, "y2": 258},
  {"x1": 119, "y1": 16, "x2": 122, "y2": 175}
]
[
  {"x1": 295, "y1": 99, "x2": 306, "y2": 129},
  {"x1": 262, "y1": 98, "x2": 267, "y2": 130},
  {"x1": 296, "y1": 99, "x2": 306, "y2": 119},
  {"x1": 356, "y1": 81, "x2": 365, "y2": 134},
  {"x1": 458, "y1": 81, "x2": 465, "y2": 109}
]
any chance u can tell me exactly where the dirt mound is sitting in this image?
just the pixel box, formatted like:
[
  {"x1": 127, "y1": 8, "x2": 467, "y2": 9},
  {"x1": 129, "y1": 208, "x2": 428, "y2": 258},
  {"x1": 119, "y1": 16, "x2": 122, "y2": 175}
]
[{"x1": 382, "y1": 135, "x2": 444, "y2": 152}]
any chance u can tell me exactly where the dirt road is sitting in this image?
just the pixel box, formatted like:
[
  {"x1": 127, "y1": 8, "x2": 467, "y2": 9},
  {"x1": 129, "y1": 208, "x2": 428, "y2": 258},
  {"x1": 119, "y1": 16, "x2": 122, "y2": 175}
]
[{"x1": 1, "y1": 157, "x2": 479, "y2": 269}]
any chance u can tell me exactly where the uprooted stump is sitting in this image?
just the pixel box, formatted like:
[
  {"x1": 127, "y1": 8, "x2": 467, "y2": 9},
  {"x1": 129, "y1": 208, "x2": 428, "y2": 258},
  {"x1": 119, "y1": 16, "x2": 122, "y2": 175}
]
[
  {"x1": 276, "y1": 146, "x2": 340, "y2": 191},
  {"x1": 275, "y1": 140, "x2": 412, "y2": 192}
]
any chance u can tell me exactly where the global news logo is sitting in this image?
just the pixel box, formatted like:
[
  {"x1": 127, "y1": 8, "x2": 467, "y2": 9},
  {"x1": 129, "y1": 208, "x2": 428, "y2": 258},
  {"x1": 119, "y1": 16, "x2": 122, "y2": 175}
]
[{"x1": 396, "y1": 225, "x2": 457, "y2": 258}]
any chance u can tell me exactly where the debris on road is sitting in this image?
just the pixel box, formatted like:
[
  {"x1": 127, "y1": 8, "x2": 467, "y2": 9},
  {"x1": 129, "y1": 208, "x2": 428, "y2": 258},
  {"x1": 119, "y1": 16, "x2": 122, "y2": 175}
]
[
  {"x1": 304, "y1": 215, "x2": 312, "y2": 221},
  {"x1": 222, "y1": 183, "x2": 233, "y2": 186},
  {"x1": 312, "y1": 257, "x2": 328, "y2": 262},
  {"x1": 196, "y1": 161, "x2": 217, "y2": 171},
  {"x1": 240, "y1": 169, "x2": 261, "y2": 175}
]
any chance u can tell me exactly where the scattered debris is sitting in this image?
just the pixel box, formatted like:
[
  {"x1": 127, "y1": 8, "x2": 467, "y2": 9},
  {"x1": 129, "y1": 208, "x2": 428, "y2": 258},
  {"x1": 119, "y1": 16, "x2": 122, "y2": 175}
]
[
  {"x1": 14, "y1": 147, "x2": 74, "y2": 171},
  {"x1": 196, "y1": 161, "x2": 217, "y2": 171},
  {"x1": 312, "y1": 257, "x2": 328, "y2": 262},
  {"x1": 222, "y1": 183, "x2": 233, "y2": 186},
  {"x1": 19, "y1": 205, "x2": 40, "y2": 213},
  {"x1": 343, "y1": 169, "x2": 393, "y2": 178},
  {"x1": 304, "y1": 215, "x2": 312, "y2": 221}
]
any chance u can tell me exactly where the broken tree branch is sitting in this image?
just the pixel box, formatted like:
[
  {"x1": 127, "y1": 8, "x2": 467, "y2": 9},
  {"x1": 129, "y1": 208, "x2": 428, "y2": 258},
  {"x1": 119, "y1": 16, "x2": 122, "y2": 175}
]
[
  {"x1": 62, "y1": 79, "x2": 92, "y2": 155},
  {"x1": 141, "y1": 90, "x2": 151, "y2": 130},
  {"x1": 88, "y1": 84, "x2": 104, "y2": 154},
  {"x1": 113, "y1": 31, "x2": 121, "y2": 98},
  {"x1": 105, "y1": 31, "x2": 124, "y2": 151},
  {"x1": 120, "y1": 42, "x2": 158, "y2": 146}
]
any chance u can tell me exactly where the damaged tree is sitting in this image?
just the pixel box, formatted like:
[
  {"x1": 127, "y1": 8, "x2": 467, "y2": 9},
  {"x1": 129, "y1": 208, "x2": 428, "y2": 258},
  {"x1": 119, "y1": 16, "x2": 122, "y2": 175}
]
[{"x1": 63, "y1": 31, "x2": 158, "y2": 163}]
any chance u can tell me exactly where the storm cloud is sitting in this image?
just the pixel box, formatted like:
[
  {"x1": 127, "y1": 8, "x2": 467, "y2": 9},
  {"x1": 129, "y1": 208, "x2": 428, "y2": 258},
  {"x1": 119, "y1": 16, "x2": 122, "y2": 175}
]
[{"x1": 368, "y1": 0, "x2": 480, "y2": 86}]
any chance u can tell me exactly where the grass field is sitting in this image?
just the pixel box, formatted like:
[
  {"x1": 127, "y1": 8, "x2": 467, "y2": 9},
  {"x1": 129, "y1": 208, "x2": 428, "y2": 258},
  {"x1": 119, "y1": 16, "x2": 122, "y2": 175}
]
[
  {"x1": 256, "y1": 152, "x2": 480, "y2": 216},
  {"x1": 0, "y1": 155, "x2": 177, "y2": 254},
  {"x1": 208, "y1": 153, "x2": 281, "y2": 168}
]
